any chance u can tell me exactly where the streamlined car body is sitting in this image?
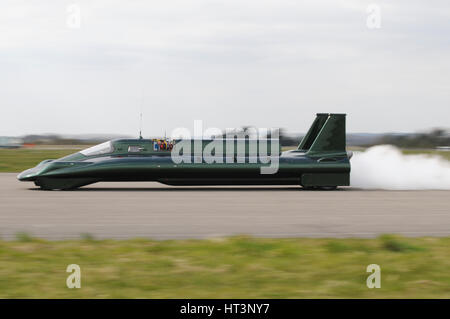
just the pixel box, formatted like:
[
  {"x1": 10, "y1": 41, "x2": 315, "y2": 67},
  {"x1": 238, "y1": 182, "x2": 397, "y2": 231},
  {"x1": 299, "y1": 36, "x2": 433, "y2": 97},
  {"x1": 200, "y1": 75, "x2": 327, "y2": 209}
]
[{"x1": 18, "y1": 113, "x2": 351, "y2": 190}]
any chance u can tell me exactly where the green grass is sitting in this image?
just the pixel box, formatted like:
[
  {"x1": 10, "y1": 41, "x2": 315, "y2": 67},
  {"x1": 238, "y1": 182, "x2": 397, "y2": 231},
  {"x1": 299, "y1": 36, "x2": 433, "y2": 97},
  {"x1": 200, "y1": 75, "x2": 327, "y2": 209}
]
[
  {"x1": 0, "y1": 235, "x2": 449, "y2": 298},
  {"x1": 0, "y1": 149, "x2": 80, "y2": 172}
]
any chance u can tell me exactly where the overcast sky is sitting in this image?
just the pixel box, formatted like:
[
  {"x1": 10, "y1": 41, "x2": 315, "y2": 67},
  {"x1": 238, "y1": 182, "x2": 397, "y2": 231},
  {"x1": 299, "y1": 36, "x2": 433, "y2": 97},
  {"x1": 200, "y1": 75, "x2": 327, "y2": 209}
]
[{"x1": 1, "y1": 0, "x2": 449, "y2": 136}]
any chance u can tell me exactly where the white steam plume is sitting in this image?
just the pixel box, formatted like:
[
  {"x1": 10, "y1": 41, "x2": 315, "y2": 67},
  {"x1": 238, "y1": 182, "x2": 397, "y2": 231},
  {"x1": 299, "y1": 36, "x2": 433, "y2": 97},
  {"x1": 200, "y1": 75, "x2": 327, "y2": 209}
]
[{"x1": 350, "y1": 145, "x2": 450, "y2": 190}]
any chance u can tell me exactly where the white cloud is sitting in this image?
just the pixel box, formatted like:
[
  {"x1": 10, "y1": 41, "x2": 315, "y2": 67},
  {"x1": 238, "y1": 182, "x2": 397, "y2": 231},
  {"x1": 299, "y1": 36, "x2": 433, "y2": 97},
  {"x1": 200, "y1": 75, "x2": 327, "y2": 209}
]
[{"x1": 0, "y1": 0, "x2": 449, "y2": 135}]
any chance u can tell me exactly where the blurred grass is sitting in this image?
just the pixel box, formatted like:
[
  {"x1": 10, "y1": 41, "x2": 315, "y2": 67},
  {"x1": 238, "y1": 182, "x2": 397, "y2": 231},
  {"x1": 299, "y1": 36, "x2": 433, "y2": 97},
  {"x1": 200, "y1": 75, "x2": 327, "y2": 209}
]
[
  {"x1": 0, "y1": 235, "x2": 449, "y2": 298},
  {"x1": 0, "y1": 148, "x2": 80, "y2": 172}
]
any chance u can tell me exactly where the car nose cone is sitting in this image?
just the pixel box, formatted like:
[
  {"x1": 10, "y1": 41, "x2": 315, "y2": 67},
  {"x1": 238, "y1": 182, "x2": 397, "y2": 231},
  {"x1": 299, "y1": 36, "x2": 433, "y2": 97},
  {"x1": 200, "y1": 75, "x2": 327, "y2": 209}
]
[
  {"x1": 17, "y1": 169, "x2": 36, "y2": 181},
  {"x1": 17, "y1": 165, "x2": 44, "y2": 181}
]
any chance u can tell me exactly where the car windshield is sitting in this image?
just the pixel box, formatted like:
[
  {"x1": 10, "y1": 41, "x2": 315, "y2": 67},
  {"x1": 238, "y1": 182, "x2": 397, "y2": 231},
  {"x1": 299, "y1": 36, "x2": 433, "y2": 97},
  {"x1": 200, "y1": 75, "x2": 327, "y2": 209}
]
[{"x1": 80, "y1": 141, "x2": 113, "y2": 156}]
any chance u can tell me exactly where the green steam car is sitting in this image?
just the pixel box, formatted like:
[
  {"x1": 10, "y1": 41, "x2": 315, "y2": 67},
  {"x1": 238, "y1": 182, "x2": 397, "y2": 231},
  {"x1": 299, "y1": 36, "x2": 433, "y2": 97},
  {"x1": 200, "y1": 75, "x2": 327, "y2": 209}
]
[{"x1": 18, "y1": 113, "x2": 351, "y2": 190}]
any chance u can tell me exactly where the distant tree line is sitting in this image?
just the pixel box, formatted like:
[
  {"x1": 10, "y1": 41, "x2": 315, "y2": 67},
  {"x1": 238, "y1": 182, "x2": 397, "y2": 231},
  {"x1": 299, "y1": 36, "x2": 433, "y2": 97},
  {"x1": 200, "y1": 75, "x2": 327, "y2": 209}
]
[
  {"x1": 22, "y1": 134, "x2": 105, "y2": 145},
  {"x1": 373, "y1": 129, "x2": 450, "y2": 148},
  {"x1": 18, "y1": 128, "x2": 450, "y2": 149}
]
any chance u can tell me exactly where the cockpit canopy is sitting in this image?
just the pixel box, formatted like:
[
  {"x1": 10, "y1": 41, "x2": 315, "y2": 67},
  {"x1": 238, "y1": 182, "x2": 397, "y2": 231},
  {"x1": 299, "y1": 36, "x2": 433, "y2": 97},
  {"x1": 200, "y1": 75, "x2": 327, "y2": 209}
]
[
  {"x1": 80, "y1": 141, "x2": 114, "y2": 156},
  {"x1": 78, "y1": 139, "x2": 173, "y2": 158}
]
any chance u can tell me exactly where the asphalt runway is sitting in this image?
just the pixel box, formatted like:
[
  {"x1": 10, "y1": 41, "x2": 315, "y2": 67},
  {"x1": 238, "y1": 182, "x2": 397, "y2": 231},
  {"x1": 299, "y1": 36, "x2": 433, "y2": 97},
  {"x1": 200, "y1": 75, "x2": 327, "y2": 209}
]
[{"x1": 1, "y1": 173, "x2": 449, "y2": 240}]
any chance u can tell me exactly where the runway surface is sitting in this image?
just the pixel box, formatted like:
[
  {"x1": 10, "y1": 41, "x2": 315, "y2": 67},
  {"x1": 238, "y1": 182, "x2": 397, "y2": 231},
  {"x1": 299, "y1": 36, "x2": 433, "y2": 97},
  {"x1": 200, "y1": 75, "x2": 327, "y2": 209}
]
[{"x1": 1, "y1": 173, "x2": 449, "y2": 240}]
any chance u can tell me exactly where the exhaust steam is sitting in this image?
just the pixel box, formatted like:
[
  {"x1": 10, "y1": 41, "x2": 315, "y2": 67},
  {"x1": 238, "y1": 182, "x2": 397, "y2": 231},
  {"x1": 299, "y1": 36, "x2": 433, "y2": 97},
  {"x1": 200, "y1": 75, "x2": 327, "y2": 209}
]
[{"x1": 350, "y1": 145, "x2": 450, "y2": 190}]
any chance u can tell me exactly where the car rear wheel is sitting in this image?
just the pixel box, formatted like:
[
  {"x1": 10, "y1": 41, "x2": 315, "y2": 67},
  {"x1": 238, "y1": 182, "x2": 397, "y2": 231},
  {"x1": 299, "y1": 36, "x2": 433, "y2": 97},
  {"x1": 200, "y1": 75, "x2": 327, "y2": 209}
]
[{"x1": 302, "y1": 186, "x2": 338, "y2": 191}]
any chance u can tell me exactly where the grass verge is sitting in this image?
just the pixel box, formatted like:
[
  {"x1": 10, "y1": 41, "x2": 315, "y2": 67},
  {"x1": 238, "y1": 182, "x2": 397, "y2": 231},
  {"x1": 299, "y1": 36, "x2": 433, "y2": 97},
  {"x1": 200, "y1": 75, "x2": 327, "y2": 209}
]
[
  {"x1": 0, "y1": 148, "x2": 80, "y2": 172},
  {"x1": 0, "y1": 235, "x2": 449, "y2": 298}
]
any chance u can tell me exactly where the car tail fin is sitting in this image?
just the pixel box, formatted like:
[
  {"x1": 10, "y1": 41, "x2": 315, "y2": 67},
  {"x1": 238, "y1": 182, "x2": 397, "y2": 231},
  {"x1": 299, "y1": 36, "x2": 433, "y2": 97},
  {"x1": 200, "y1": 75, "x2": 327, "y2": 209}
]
[{"x1": 298, "y1": 113, "x2": 347, "y2": 156}]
